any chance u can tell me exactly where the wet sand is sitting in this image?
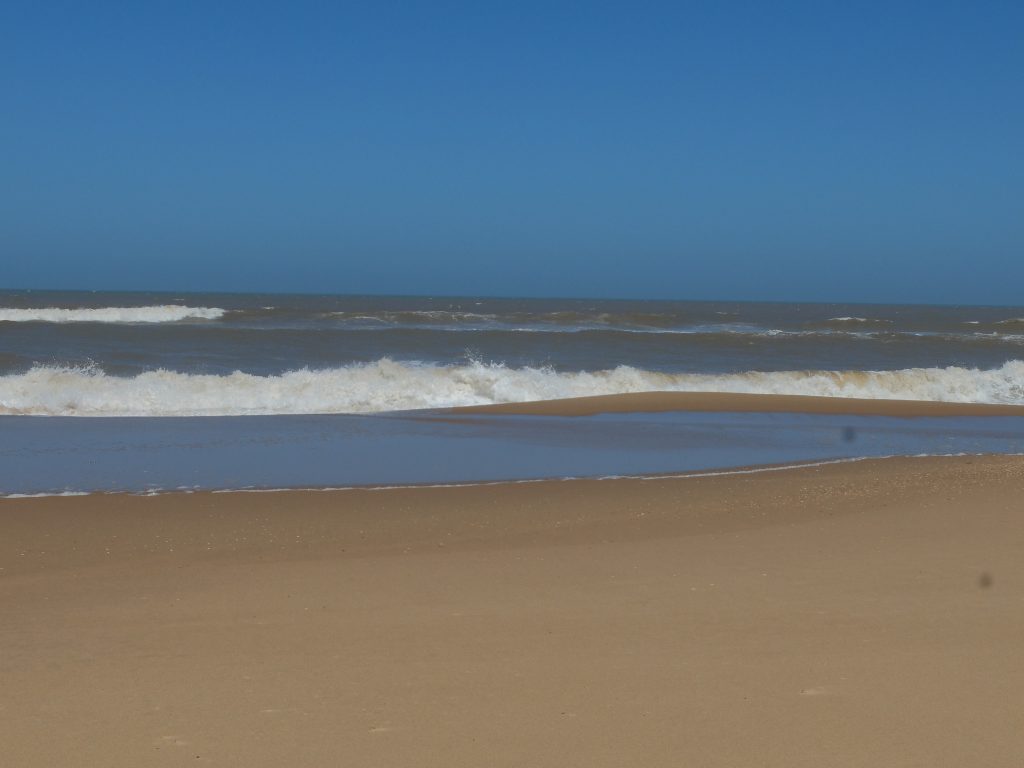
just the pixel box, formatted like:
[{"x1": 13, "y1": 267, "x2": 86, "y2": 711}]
[
  {"x1": 3, "y1": 455, "x2": 1024, "y2": 766},
  {"x1": 452, "y1": 390, "x2": 1024, "y2": 417}
]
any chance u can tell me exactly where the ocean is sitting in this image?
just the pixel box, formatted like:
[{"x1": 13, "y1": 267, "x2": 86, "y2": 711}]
[
  {"x1": 2, "y1": 290, "x2": 1024, "y2": 416},
  {"x1": 2, "y1": 290, "x2": 1024, "y2": 494}
]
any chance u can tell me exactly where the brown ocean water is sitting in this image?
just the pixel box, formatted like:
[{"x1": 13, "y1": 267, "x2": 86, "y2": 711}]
[{"x1": 2, "y1": 291, "x2": 1024, "y2": 415}]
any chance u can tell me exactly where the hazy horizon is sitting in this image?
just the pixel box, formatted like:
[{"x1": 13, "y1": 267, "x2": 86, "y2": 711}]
[{"x1": 5, "y1": 285, "x2": 1024, "y2": 310}]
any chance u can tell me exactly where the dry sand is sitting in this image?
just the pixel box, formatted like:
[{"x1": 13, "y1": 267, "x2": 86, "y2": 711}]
[{"x1": 3, "y1": 455, "x2": 1024, "y2": 766}]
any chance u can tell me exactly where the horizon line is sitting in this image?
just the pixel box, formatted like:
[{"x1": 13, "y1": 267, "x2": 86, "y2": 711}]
[{"x1": 1, "y1": 286, "x2": 1019, "y2": 310}]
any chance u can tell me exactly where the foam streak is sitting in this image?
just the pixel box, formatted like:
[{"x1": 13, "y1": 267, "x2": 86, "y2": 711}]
[{"x1": 0, "y1": 306, "x2": 226, "y2": 323}]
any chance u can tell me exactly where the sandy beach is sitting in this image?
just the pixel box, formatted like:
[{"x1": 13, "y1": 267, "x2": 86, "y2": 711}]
[
  {"x1": 8, "y1": 1, "x2": 1024, "y2": 764},
  {"x1": 3, "y1": 454, "x2": 1024, "y2": 766}
]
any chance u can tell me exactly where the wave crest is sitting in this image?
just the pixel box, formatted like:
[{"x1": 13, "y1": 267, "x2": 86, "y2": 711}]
[
  {"x1": 1, "y1": 359, "x2": 1023, "y2": 417},
  {"x1": 0, "y1": 306, "x2": 226, "y2": 323},
  {"x1": 812, "y1": 317, "x2": 895, "y2": 329}
]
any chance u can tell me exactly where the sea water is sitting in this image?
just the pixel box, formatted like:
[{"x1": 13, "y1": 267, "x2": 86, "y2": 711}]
[
  {"x1": 2, "y1": 291, "x2": 1024, "y2": 416},
  {"x1": 2, "y1": 411, "x2": 1022, "y2": 495},
  {"x1": 2, "y1": 290, "x2": 1024, "y2": 493}
]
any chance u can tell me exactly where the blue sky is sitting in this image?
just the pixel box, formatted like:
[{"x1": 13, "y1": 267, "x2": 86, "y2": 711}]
[{"x1": 2, "y1": 1, "x2": 1022, "y2": 303}]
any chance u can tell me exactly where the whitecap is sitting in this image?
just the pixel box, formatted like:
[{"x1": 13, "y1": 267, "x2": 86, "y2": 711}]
[
  {"x1": 0, "y1": 306, "x2": 227, "y2": 323},
  {"x1": 1, "y1": 358, "x2": 1023, "y2": 417}
]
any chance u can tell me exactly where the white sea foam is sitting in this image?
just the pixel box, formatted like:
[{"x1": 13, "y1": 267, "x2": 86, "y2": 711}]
[
  {"x1": 823, "y1": 316, "x2": 893, "y2": 326},
  {"x1": 1, "y1": 358, "x2": 1023, "y2": 417},
  {"x1": 1, "y1": 491, "x2": 92, "y2": 499},
  {"x1": 0, "y1": 306, "x2": 227, "y2": 323}
]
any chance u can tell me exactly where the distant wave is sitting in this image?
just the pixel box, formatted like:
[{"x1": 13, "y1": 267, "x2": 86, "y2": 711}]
[
  {"x1": 994, "y1": 318, "x2": 1024, "y2": 330},
  {"x1": 321, "y1": 311, "x2": 902, "y2": 338},
  {"x1": 814, "y1": 317, "x2": 895, "y2": 329},
  {"x1": 326, "y1": 309, "x2": 707, "y2": 331},
  {"x1": 0, "y1": 306, "x2": 227, "y2": 323},
  {"x1": 2, "y1": 359, "x2": 1022, "y2": 416}
]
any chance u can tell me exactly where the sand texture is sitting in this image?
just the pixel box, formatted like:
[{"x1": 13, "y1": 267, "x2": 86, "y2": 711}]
[{"x1": 3, "y1": 455, "x2": 1024, "y2": 766}]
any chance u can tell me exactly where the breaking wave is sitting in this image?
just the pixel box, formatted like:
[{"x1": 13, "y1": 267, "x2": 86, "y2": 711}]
[
  {"x1": 0, "y1": 306, "x2": 227, "y2": 323},
  {"x1": 2, "y1": 359, "x2": 1023, "y2": 416}
]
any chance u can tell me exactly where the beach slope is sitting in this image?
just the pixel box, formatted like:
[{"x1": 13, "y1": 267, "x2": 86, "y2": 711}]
[{"x1": 3, "y1": 455, "x2": 1024, "y2": 766}]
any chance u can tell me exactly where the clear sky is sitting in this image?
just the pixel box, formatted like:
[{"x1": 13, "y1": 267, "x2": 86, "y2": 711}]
[{"x1": 3, "y1": 1, "x2": 1022, "y2": 303}]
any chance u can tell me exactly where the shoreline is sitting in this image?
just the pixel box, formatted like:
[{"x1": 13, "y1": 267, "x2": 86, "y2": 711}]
[
  {"x1": 4, "y1": 452, "x2": 1019, "y2": 500},
  {"x1": 5, "y1": 452, "x2": 1020, "y2": 571}
]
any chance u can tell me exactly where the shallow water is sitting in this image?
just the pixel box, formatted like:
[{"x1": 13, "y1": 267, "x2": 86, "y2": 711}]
[{"x1": 2, "y1": 410, "x2": 1022, "y2": 495}]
